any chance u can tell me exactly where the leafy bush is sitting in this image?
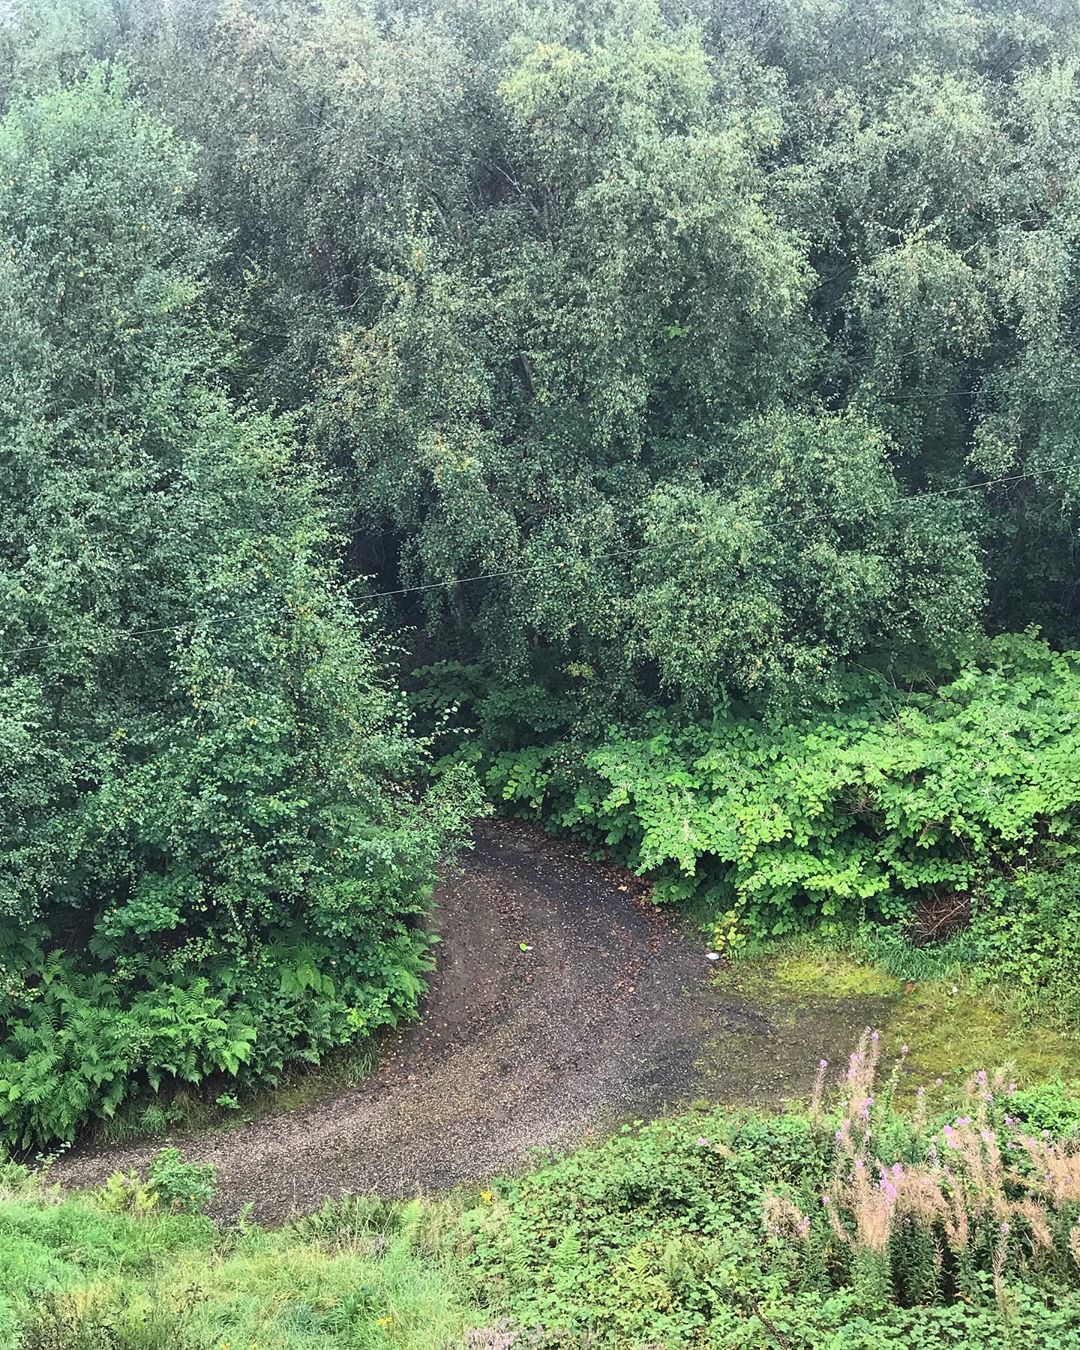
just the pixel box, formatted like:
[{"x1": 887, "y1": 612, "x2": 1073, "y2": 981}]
[
  {"x1": 0, "y1": 916, "x2": 450, "y2": 1149},
  {"x1": 964, "y1": 858, "x2": 1080, "y2": 1029},
  {"x1": 845, "y1": 848, "x2": 1080, "y2": 1032},
  {"x1": 482, "y1": 634, "x2": 1080, "y2": 938},
  {"x1": 1009, "y1": 1083, "x2": 1080, "y2": 1143},
  {"x1": 144, "y1": 1149, "x2": 216, "y2": 1215}
]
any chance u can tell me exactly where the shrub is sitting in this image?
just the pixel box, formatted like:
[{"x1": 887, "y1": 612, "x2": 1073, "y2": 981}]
[
  {"x1": 0, "y1": 922, "x2": 445, "y2": 1149},
  {"x1": 143, "y1": 1149, "x2": 216, "y2": 1215},
  {"x1": 482, "y1": 633, "x2": 1080, "y2": 939},
  {"x1": 965, "y1": 858, "x2": 1080, "y2": 1028},
  {"x1": 1009, "y1": 1082, "x2": 1080, "y2": 1142},
  {"x1": 0, "y1": 76, "x2": 484, "y2": 1151}
]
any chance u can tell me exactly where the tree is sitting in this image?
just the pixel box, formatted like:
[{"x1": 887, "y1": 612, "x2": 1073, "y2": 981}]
[
  {"x1": 0, "y1": 71, "x2": 476, "y2": 1145},
  {"x1": 630, "y1": 410, "x2": 984, "y2": 707}
]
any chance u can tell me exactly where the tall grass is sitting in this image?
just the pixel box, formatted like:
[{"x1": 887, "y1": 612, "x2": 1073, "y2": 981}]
[{"x1": 0, "y1": 1171, "x2": 478, "y2": 1350}]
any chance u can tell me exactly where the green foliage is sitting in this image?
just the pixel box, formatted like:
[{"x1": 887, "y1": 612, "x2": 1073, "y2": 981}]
[
  {"x1": 631, "y1": 410, "x2": 983, "y2": 708},
  {"x1": 0, "y1": 1164, "x2": 476, "y2": 1350},
  {"x1": 51, "y1": 0, "x2": 1076, "y2": 708},
  {"x1": 21, "y1": 1290, "x2": 203, "y2": 1350},
  {"x1": 964, "y1": 857, "x2": 1080, "y2": 1029},
  {"x1": 485, "y1": 635, "x2": 1080, "y2": 936},
  {"x1": 2, "y1": 0, "x2": 1080, "y2": 1214},
  {"x1": 0, "y1": 73, "x2": 481, "y2": 1147},
  {"x1": 456, "y1": 1041, "x2": 1080, "y2": 1346},
  {"x1": 143, "y1": 1149, "x2": 216, "y2": 1215},
  {"x1": 1009, "y1": 1082, "x2": 1080, "y2": 1142},
  {"x1": 843, "y1": 844, "x2": 1080, "y2": 1034},
  {"x1": 1, "y1": 1047, "x2": 1079, "y2": 1348},
  {"x1": 4, "y1": 0, "x2": 1080, "y2": 711}
]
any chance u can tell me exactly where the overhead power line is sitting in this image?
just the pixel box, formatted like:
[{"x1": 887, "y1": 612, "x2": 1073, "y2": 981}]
[
  {"x1": 0, "y1": 465, "x2": 1066, "y2": 661},
  {"x1": 345, "y1": 466, "x2": 1061, "y2": 602}
]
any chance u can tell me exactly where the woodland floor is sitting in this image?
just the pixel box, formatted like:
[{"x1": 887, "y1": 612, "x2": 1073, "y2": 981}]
[{"x1": 51, "y1": 820, "x2": 893, "y2": 1223}]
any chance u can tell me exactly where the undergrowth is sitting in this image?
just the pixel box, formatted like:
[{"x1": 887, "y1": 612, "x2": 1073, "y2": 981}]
[
  {"x1": 416, "y1": 634, "x2": 1080, "y2": 1033},
  {"x1": 3, "y1": 1039, "x2": 1080, "y2": 1348}
]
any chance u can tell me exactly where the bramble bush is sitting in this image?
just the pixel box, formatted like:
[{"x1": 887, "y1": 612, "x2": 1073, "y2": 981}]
[{"x1": 478, "y1": 633, "x2": 1080, "y2": 940}]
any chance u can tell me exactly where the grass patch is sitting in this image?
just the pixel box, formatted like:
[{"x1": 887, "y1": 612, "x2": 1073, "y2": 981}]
[
  {"x1": 888, "y1": 982, "x2": 1080, "y2": 1088},
  {"x1": 0, "y1": 1178, "x2": 477, "y2": 1350},
  {"x1": 768, "y1": 951, "x2": 903, "y2": 998}
]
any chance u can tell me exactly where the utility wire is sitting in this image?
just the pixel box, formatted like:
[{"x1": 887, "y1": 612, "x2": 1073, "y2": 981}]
[
  {"x1": 345, "y1": 466, "x2": 1062, "y2": 602},
  {"x1": 347, "y1": 540, "x2": 656, "y2": 603},
  {"x1": 0, "y1": 464, "x2": 1065, "y2": 661}
]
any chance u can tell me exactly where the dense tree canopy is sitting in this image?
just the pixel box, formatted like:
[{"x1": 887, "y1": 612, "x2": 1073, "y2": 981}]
[
  {"x1": 14, "y1": 0, "x2": 1065, "y2": 711},
  {"x1": 0, "y1": 68, "x2": 476, "y2": 1145}
]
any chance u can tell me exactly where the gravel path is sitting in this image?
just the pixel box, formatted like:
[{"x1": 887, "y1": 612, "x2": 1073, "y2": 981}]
[{"x1": 51, "y1": 820, "x2": 889, "y2": 1222}]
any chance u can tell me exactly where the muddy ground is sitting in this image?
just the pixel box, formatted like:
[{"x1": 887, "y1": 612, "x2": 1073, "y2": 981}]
[{"x1": 51, "y1": 820, "x2": 892, "y2": 1222}]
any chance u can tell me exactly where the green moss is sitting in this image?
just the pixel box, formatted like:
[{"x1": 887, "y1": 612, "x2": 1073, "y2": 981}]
[
  {"x1": 887, "y1": 982, "x2": 1080, "y2": 1087},
  {"x1": 769, "y1": 951, "x2": 903, "y2": 998},
  {"x1": 718, "y1": 945, "x2": 1080, "y2": 1102}
]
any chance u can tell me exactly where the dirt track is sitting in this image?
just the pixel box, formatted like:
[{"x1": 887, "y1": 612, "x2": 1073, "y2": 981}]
[{"x1": 52, "y1": 821, "x2": 889, "y2": 1222}]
